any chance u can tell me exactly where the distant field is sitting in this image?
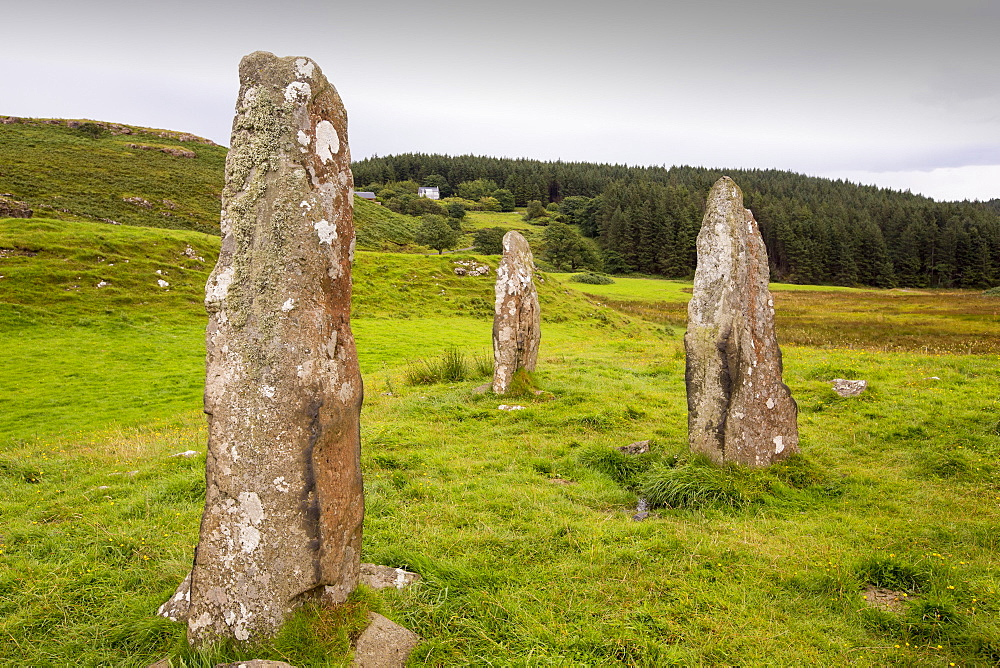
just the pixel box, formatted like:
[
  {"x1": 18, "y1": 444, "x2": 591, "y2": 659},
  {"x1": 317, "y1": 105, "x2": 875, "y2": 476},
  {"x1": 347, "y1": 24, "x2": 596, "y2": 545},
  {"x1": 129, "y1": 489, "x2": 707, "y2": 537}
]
[
  {"x1": 556, "y1": 274, "x2": 868, "y2": 304},
  {"x1": 463, "y1": 210, "x2": 533, "y2": 230}
]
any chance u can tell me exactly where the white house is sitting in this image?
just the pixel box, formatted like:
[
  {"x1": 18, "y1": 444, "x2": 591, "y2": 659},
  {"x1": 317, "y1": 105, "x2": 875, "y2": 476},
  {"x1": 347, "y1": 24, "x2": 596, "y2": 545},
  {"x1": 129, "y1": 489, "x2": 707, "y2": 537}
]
[{"x1": 417, "y1": 186, "x2": 440, "y2": 200}]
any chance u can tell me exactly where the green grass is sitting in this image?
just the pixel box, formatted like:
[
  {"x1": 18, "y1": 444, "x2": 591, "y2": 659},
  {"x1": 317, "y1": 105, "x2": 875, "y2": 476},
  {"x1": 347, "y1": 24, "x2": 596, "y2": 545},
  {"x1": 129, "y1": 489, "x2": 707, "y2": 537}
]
[
  {"x1": 562, "y1": 275, "x2": 868, "y2": 304},
  {"x1": 352, "y1": 197, "x2": 420, "y2": 250},
  {"x1": 2, "y1": 219, "x2": 1000, "y2": 665}
]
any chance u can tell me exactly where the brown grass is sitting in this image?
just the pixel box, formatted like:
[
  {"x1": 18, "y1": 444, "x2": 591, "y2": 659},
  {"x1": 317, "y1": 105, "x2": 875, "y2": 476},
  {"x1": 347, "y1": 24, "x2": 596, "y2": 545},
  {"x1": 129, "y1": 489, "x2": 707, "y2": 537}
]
[{"x1": 599, "y1": 290, "x2": 1000, "y2": 354}]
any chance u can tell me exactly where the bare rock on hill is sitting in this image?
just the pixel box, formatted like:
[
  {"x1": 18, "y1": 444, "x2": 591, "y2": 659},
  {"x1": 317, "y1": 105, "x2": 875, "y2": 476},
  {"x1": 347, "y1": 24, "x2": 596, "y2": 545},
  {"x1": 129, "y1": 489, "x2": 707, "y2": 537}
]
[
  {"x1": 685, "y1": 176, "x2": 799, "y2": 467},
  {"x1": 0, "y1": 196, "x2": 32, "y2": 218},
  {"x1": 352, "y1": 613, "x2": 420, "y2": 668},
  {"x1": 492, "y1": 231, "x2": 540, "y2": 394},
  {"x1": 185, "y1": 51, "x2": 363, "y2": 647},
  {"x1": 831, "y1": 378, "x2": 867, "y2": 397}
]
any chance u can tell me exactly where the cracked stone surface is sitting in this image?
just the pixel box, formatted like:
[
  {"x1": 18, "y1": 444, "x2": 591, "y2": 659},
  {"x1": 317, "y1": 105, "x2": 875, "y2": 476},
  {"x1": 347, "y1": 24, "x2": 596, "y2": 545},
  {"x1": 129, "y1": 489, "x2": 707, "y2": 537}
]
[
  {"x1": 685, "y1": 176, "x2": 798, "y2": 466},
  {"x1": 492, "y1": 231, "x2": 540, "y2": 394},
  {"x1": 185, "y1": 51, "x2": 363, "y2": 647}
]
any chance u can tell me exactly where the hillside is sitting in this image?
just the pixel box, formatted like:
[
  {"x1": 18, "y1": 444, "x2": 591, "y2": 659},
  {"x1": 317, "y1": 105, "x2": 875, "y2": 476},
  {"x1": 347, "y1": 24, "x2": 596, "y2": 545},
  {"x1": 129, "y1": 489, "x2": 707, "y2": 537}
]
[
  {"x1": 0, "y1": 117, "x2": 226, "y2": 233},
  {"x1": 0, "y1": 117, "x2": 422, "y2": 250}
]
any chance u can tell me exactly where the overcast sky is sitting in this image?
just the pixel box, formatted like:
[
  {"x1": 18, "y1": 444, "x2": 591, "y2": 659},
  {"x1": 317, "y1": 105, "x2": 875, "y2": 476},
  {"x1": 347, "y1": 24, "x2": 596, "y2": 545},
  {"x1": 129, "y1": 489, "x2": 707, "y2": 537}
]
[{"x1": 3, "y1": 0, "x2": 998, "y2": 201}]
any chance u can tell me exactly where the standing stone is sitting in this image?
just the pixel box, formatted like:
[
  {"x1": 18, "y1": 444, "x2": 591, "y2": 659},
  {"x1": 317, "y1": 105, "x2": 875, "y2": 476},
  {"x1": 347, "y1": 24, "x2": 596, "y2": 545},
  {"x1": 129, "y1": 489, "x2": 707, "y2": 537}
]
[
  {"x1": 684, "y1": 176, "x2": 798, "y2": 466},
  {"x1": 492, "y1": 231, "x2": 540, "y2": 394},
  {"x1": 187, "y1": 52, "x2": 363, "y2": 646}
]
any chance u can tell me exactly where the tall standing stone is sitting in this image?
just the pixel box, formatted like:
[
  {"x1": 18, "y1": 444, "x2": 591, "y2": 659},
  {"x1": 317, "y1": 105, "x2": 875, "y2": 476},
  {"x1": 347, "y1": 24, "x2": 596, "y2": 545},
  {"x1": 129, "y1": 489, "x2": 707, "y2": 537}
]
[
  {"x1": 684, "y1": 176, "x2": 798, "y2": 466},
  {"x1": 492, "y1": 231, "x2": 540, "y2": 394},
  {"x1": 187, "y1": 52, "x2": 363, "y2": 646}
]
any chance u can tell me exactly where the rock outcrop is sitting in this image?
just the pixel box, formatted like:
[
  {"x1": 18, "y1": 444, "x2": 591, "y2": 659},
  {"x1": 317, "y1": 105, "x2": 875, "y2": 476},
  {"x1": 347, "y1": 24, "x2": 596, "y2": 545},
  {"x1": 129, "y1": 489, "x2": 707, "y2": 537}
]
[
  {"x1": 0, "y1": 196, "x2": 32, "y2": 218},
  {"x1": 492, "y1": 231, "x2": 540, "y2": 394},
  {"x1": 185, "y1": 51, "x2": 363, "y2": 646},
  {"x1": 685, "y1": 176, "x2": 798, "y2": 466}
]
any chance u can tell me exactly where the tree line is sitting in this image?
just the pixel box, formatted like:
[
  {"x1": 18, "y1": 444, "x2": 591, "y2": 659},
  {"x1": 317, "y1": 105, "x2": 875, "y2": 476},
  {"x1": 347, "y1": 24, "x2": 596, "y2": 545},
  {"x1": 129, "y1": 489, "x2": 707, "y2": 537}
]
[{"x1": 353, "y1": 154, "x2": 1000, "y2": 288}]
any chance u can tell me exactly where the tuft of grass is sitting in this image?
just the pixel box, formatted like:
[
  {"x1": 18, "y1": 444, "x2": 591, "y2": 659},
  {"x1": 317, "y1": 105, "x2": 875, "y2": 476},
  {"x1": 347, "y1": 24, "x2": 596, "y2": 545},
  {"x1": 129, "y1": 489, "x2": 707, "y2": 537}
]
[
  {"x1": 501, "y1": 367, "x2": 538, "y2": 398},
  {"x1": 636, "y1": 454, "x2": 830, "y2": 510},
  {"x1": 855, "y1": 555, "x2": 929, "y2": 592},
  {"x1": 578, "y1": 446, "x2": 658, "y2": 486},
  {"x1": 638, "y1": 458, "x2": 753, "y2": 509},
  {"x1": 404, "y1": 348, "x2": 490, "y2": 385}
]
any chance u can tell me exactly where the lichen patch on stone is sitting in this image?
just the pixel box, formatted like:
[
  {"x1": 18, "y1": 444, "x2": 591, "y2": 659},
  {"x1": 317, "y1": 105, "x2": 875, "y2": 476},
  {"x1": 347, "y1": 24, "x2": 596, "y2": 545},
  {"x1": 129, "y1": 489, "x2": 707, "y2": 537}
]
[
  {"x1": 284, "y1": 81, "x2": 311, "y2": 104},
  {"x1": 295, "y1": 58, "x2": 315, "y2": 79},
  {"x1": 314, "y1": 120, "x2": 339, "y2": 163},
  {"x1": 314, "y1": 219, "x2": 337, "y2": 245}
]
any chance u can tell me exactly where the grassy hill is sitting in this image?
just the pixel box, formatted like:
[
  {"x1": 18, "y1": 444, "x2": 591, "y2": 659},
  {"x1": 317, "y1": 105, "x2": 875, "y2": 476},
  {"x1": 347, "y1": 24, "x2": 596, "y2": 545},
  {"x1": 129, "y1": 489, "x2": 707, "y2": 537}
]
[
  {"x1": 2, "y1": 214, "x2": 999, "y2": 665},
  {"x1": 0, "y1": 117, "x2": 425, "y2": 251},
  {"x1": 0, "y1": 117, "x2": 226, "y2": 233}
]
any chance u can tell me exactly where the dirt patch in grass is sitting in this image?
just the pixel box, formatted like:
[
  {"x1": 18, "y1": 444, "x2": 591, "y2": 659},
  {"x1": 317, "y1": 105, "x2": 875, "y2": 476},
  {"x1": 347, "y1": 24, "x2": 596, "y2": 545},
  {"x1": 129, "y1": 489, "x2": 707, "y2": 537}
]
[{"x1": 862, "y1": 585, "x2": 913, "y2": 613}]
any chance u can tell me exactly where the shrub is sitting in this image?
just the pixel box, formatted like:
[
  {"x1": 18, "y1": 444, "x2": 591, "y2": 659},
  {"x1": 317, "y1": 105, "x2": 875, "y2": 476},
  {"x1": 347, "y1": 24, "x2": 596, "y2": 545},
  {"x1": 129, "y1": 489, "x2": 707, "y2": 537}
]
[
  {"x1": 77, "y1": 122, "x2": 104, "y2": 139},
  {"x1": 473, "y1": 227, "x2": 506, "y2": 254},
  {"x1": 982, "y1": 286, "x2": 1000, "y2": 296},
  {"x1": 406, "y1": 197, "x2": 443, "y2": 216},
  {"x1": 570, "y1": 272, "x2": 614, "y2": 285},
  {"x1": 523, "y1": 200, "x2": 547, "y2": 221},
  {"x1": 414, "y1": 215, "x2": 460, "y2": 254}
]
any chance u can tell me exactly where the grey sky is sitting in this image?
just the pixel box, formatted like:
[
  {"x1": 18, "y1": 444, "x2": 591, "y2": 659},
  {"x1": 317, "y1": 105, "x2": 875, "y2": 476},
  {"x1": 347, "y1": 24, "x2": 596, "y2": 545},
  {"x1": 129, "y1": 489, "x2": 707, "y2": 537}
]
[{"x1": 3, "y1": 0, "x2": 998, "y2": 200}]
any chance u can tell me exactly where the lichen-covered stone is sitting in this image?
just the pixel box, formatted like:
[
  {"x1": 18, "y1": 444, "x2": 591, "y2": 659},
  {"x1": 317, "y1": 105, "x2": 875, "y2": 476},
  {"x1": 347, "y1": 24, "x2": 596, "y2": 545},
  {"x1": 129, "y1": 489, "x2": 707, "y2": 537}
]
[
  {"x1": 186, "y1": 51, "x2": 363, "y2": 646},
  {"x1": 685, "y1": 176, "x2": 798, "y2": 467},
  {"x1": 492, "y1": 231, "x2": 540, "y2": 394}
]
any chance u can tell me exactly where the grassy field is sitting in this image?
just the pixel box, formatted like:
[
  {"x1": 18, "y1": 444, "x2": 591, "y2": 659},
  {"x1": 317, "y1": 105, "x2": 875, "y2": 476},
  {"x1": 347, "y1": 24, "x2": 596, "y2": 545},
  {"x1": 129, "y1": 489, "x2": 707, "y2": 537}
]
[{"x1": 2, "y1": 216, "x2": 999, "y2": 666}]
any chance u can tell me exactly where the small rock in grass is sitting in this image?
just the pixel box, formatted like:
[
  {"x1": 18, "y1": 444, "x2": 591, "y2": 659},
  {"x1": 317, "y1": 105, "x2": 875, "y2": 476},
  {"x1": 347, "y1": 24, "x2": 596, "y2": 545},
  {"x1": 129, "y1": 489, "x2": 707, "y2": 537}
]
[
  {"x1": 831, "y1": 379, "x2": 867, "y2": 397},
  {"x1": 632, "y1": 498, "x2": 650, "y2": 521},
  {"x1": 170, "y1": 450, "x2": 199, "y2": 458},
  {"x1": 353, "y1": 613, "x2": 420, "y2": 668},
  {"x1": 359, "y1": 563, "x2": 420, "y2": 590},
  {"x1": 618, "y1": 440, "x2": 651, "y2": 455},
  {"x1": 498, "y1": 404, "x2": 525, "y2": 411},
  {"x1": 157, "y1": 279, "x2": 170, "y2": 288}
]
